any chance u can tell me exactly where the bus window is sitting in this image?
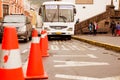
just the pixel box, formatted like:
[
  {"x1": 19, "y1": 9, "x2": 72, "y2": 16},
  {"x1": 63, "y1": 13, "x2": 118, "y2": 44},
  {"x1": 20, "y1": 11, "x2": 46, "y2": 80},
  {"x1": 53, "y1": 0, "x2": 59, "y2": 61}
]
[
  {"x1": 59, "y1": 5, "x2": 74, "y2": 22},
  {"x1": 43, "y1": 5, "x2": 74, "y2": 22},
  {"x1": 45, "y1": 5, "x2": 58, "y2": 22}
]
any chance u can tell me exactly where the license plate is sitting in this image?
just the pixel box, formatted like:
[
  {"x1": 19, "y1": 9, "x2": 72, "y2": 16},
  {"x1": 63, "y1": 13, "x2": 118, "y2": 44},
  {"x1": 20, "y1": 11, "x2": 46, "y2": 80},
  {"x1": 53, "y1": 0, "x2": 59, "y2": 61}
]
[{"x1": 56, "y1": 32, "x2": 61, "y2": 35}]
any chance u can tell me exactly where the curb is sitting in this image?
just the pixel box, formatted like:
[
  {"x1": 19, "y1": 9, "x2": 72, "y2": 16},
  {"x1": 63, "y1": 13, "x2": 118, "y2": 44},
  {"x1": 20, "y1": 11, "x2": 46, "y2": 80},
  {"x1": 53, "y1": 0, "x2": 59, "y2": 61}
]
[{"x1": 72, "y1": 36, "x2": 120, "y2": 52}]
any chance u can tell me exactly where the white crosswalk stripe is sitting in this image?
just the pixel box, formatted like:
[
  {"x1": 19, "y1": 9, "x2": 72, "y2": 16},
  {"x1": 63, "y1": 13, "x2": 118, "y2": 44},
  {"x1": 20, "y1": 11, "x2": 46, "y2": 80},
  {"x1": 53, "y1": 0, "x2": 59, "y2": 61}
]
[
  {"x1": 61, "y1": 45, "x2": 69, "y2": 50},
  {"x1": 54, "y1": 60, "x2": 109, "y2": 67},
  {"x1": 55, "y1": 74, "x2": 120, "y2": 80},
  {"x1": 49, "y1": 41, "x2": 97, "y2": 51},
  {"x1": 50, "y1": 45, "x2": 59, "y2": 50},
  {"x1": 53, "y1": 54, "x2": 98, "y2": 58}
]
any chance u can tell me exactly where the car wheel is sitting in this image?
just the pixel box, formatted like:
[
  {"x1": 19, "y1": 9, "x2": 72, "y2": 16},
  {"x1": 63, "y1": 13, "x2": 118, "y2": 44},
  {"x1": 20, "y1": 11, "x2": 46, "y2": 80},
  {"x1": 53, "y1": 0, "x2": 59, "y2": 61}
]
[
  {"x1": 24, "y1": 37, "x2": 29, "y2": 42},
  {"x1": 29, "y1": 36, "x2": 32, "y2": 41}
]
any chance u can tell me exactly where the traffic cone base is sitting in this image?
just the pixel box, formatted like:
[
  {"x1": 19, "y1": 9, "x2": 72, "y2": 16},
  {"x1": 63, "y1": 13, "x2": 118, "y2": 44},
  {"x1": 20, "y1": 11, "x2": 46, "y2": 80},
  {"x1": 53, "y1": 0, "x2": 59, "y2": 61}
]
[
  {"x1": 40, "y1": 38, "x2": 49, "y2": 57},
  {"x1": 26, "y1": 72, "x2": 48, "y2": 79},
  {"x1": 0, "y1": 68, "x2": 24, "y2": 80}
]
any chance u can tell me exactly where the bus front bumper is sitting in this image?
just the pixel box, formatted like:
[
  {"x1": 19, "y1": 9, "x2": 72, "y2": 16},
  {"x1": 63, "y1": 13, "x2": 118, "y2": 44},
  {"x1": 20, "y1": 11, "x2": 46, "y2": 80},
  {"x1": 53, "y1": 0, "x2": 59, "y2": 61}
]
[{"x1": 47, "y1": 31, "x2": 74, "y2": 35}]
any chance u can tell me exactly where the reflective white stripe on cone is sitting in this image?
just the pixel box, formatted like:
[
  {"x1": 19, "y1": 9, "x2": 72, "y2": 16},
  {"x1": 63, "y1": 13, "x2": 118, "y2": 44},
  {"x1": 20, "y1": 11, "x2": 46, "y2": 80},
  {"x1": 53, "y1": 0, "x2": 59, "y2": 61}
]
[{"x1": 0, "y1": 49, "x2": 21, "y2": 69}]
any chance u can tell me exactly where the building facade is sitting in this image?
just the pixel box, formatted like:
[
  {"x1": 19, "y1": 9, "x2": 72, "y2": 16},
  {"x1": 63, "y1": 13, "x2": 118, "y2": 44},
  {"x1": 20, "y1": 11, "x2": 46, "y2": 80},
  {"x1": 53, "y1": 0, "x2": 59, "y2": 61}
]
[
  {"x1": 60, "y1": 0, "x2": 119, "y2": 21},
  {"x1": 0, "y1": 0, "x2": 24, "y2": 21},
  {"x1": 0, "y1": 0, "x2": 3, "y2": 20}
]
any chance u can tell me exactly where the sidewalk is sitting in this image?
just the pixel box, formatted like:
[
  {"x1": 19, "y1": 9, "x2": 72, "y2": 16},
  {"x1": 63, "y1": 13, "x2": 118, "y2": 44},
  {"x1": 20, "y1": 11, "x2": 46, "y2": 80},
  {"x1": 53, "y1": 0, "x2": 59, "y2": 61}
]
[{"x1": 72, "y1": 33, "x2": 120, "y2": 52}]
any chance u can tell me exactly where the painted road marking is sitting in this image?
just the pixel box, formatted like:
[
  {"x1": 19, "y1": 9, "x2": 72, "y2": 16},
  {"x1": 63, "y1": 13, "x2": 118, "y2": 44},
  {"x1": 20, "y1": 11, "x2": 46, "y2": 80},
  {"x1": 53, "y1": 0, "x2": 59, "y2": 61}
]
[
  {"x1": 50, "y1": 45, "x2": 89, "y2": 51},
  {"x1": 21, "y1": 45, "x2": 30, "y2": 54},
  {"x1": 55, "y1": 74, "x2": 100, "y2": 80},
  {"x1": 61, "y1": 45, "x2": 69, "y2": 50},
  {"x1": 87, "y1": 54, "x2": 97, "y2": 58},
  {"x1": 65, "y1": 45, "x2": 86, "y2": 51},
  {"x1": 50, "y1": 41, "x2": 97, "y2": 51},
  {"x1": 22, "y1": 60, "x2": 28, "y2": 77},
  {"x1": 51, "y1": 45, "x2": 59, "y2": 50},
  {"x1": 21, "y1": 49, "x2": 28, "y2": 54},
  {"x1": 72, "y1": 45, "x2": 84, "y2": 50},
  {"x1": 53, "y1": 54, "x2": 97, "y2": 58},
  {"x1": 54, "y1": 60, "x2": 109, "y2": 67},
  {"x1": 55, "y1": 74, "x2": 120, "y2": 80},
  {"x1": 82, "y1": 45, "x2": 97, "y2": 50},
  {"x1": 88, "y1": 47, "x2": 97, "y2": 50},
  {"x1": 52, "y1": 41, "x2": 59, "y2": 44},
  {"x1": 66, "y1": 45, "x2": 76, "y2": 50}
]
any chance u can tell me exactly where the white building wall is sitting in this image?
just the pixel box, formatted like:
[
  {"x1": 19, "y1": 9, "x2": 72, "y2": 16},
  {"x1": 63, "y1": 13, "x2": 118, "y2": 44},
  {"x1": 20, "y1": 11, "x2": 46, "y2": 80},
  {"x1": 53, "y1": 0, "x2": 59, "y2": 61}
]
[
  {"x1": 113, "y1": 0, "x2": 119, "y2": 10},
  {"x1": 23, "y1": 0, "x2": 30, "y2": 11},
  {"x1": 62, "y1": 0, "x2": 119, "y2": 22}
]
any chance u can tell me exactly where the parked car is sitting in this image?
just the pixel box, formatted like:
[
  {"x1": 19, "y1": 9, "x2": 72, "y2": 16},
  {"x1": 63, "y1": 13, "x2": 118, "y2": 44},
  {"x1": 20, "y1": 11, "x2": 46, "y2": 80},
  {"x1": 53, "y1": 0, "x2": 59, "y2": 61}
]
[{"x1": 0, "y1": 14, "x2": 32, "y2": 42}]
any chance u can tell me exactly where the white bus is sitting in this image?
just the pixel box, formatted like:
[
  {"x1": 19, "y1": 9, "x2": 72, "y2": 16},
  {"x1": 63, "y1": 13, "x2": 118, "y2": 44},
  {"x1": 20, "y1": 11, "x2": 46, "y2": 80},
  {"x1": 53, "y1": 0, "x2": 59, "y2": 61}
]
[{"x1": 39, "y1": 1, "x2": 76, "y2": 40}]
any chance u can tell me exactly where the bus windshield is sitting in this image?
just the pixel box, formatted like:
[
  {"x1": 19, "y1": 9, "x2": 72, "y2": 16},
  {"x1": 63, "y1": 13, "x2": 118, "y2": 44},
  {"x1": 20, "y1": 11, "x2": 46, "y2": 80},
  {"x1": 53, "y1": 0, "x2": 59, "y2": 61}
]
[{"x1": 43, "y1": 5, "x2": 74, "y2": 22}]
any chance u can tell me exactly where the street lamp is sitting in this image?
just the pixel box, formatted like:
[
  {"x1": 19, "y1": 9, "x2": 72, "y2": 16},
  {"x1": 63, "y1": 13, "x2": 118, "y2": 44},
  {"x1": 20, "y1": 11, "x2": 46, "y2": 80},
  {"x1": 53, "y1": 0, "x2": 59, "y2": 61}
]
[{"x1": 111, "y1": 0, "x2": 113, "y2": 5}]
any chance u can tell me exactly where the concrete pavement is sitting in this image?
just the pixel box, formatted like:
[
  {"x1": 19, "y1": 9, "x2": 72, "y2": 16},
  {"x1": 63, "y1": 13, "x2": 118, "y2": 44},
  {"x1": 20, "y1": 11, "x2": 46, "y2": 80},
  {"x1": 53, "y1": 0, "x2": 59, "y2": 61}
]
[{"x1": 72, "y1": 33, "x2": 120, "y2": 52}]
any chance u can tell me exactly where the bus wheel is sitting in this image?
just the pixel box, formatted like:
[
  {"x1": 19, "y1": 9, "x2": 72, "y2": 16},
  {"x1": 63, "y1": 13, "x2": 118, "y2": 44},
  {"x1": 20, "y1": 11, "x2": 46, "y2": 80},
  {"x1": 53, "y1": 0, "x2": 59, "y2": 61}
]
[
  {"x1": 48, "y1": 36, "x2": 51, "y2": 40},
  {"x1": 68, "y1": 35, "x2": 71, "y2": 40}
]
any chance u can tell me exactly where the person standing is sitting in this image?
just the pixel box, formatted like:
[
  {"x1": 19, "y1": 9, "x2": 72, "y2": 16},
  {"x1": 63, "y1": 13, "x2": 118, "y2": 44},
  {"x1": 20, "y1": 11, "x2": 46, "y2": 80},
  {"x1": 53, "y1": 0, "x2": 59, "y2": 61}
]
[
  {"x1": 110, "y1": 20, "x2": 116, "y2": 36},
  {"x1": 116, "y1": 22, "x2": 120, "y2": 36},
  {"x1": 88, "y1": 22, "x2": 93, "y2": 34},
  {"x1": 93, "y1": 21, "x2": 98, "y2": 35},
  {"x1": 75, "y1": 18, "x2": 80, "y2": 24}
]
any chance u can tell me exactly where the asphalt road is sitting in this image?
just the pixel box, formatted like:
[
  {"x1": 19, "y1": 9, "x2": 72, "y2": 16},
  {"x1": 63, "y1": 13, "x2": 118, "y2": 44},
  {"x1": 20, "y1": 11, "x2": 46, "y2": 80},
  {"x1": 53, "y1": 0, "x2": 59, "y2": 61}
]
[
  {"x1": 1, "y1": 39, "x2": 120, "y2": 80},
  {"x1": 42, "y1": 39, "x2": 120, "y2": 80}
]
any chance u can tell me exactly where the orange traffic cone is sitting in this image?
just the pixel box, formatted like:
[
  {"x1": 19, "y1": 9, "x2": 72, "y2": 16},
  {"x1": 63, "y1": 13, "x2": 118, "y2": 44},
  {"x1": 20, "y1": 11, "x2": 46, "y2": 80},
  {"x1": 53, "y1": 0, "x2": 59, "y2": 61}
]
[
  {"x1": 39, "y1": 30, "x2": 49, "y2": 57},
  {"x1": 26, "y1": 29, "x2": 48, "y2": 79},
  {"x1": 44, "y1": 30, "x2": 49, "y2": 50},
  {"x1": 0, "y1": 27, "x2": 24, "y2": 80}
]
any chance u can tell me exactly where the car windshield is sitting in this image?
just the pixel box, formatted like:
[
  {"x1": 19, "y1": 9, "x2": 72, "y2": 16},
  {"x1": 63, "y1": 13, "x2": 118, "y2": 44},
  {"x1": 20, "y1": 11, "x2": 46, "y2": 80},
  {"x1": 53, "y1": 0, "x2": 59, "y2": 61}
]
[
  {"x1": 4, "y1": 15, "x2": 26, "y2": 23},
  {"x1": 43, "y1": 5, "x2": 74, "y2": 22}
]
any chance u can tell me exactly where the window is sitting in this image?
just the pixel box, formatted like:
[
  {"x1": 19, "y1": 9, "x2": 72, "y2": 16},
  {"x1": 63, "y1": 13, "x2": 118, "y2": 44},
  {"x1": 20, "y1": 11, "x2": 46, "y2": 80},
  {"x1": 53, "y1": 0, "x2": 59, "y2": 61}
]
[
  {"x1": 75, "y1": 0, "x2": 93, "y2": 4},
  {"x1": 3, "y1": 4, "x2": 9, "y2": 17}
]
